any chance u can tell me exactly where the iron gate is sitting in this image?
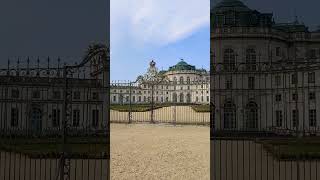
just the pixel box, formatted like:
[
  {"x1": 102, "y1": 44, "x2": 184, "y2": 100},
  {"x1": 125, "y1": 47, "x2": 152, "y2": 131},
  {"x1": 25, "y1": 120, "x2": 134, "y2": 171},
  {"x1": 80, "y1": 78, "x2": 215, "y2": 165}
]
[
  {"x1": 0, "y1": 43, "x2": 110, "y2": 180},
  {"x1": 211, "y1": 61, "x2": 320, "y2": 180},
  {"x1": 110, "y1": 80, "x2": 210, "y2": 125}
]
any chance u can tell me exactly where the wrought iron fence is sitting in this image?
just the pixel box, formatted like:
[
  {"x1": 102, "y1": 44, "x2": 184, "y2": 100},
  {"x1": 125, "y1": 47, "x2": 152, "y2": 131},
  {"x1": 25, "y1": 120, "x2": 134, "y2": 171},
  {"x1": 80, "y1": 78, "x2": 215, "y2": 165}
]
[
  {"x1": 110, "y1": 80, "x2": 210, "y2": 125},
  {"x1": 210, "y1": 61, "x2": 320, "y2": 180},
  {"x1": 0, "y1": 44, "x2": 109, "y2": 180}
]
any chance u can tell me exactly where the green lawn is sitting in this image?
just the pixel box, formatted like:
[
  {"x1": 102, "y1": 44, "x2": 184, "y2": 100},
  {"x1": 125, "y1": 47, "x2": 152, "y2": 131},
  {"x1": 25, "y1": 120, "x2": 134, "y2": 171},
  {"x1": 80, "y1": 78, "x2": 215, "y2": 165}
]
[
  {"x1": 111, "y1": 104, "x2": 169, "y2": 112},
  {"x1": 191, "y1": 105, "x2": 210, "y2": 112},
  {"x1": 111, "y1": 104, "x2": 210, "y2": 112},
  {"x1": 256, "y1": 138, "x2": 320, "y2": 160},
  {"x1": 0, "y1": 137, "x2": 109, "y2": 158}
]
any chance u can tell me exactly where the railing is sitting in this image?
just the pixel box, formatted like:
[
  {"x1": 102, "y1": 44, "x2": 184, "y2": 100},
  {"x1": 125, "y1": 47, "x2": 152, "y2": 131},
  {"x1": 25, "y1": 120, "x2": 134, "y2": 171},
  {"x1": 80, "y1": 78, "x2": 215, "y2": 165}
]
[
  {"x1": 211, "y1": 61, "x2": 320, "y2": 180},
  {"x1": 0, "y1": 44, "x2": 109, "y2": 180},
  {"x1": 110, "y1": 80, "x2": 210, "y2": 125}
]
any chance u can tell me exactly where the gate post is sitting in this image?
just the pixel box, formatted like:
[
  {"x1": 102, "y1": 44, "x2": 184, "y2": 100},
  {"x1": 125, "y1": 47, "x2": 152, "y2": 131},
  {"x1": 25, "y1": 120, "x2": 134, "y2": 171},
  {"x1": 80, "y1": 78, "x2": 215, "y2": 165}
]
[
  {"x1": 129, "y1": 81, "x2": 132, "y2": 124},
  {"x1": 150, "y1": 84, "x2": 155, "y2": 123}
]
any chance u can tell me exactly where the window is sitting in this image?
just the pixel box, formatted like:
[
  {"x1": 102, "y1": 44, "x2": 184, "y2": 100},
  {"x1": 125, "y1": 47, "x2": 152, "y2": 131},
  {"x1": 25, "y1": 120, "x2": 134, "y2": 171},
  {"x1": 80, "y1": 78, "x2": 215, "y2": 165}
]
[
  {"x1": 308, "y1": 72, "x2": 315, "y2": 83},
  {"x1": 201, "y1": 96, "x2": 204, "y2": 102},
  {"x1": 224, "y1": 13, "x2": 234, "y2": 25},
  {"x1": 187, "y1": 77, "x2": 190, "y2": 84},
  {"x1": 292, "y1": 110, "x2": 298, "y2": 128},
  {"x1": 207, "y1": 96, "x2": 209, "y2": 102},
  {"x1": 126, "y1": 96, "x2": 129, "y2": 102},
  {"x1": 92, "y1": 92, "x2": 99, "y2": 100},
  {"x1": 92, "y1": 109, "x2": 99, "y2": 127},
  {"x1": 291, "y1": 73, "x2": 297, "y2": 84},
  {"x1": 179, "y1": 77, "x2": 184, "y2": 84},
  {"x1": 275, "y1": 94, "x2": 282, "y2": 102},
  {"x1": 32, "y1": 90, "x2": 40, "y2": 99},
  {"x1": 309, "y1": 92, "x2": 316, "y2": 100},
  {"x1": 310, "y1": 49, "x2": 317, "y2": 58},
  {"x1": 217, "y1": 15, "x2": 224, "y2": 25},
  {"x1": 245, "y1": 102, "x2": 258, "y2": 129},
  {"x1": 224, "y1": 102, "x2": 236, "y2": 129},
  {"x1": 276, "y1": 110, "x2": 282, "y2": 127},
  {"x1": 74, "y1": 91, "x2": 80, "y2": 99},
  {"x1": 113, "y1": 96, "x2": 116, "y2": 102},
  {"x1": 309, "y1": 109, "x2": 316, "y2": 127},
  {"x1": 132, "y1": 96, "x2": 136, "y2": 102},
  {"x1": 224, "y1": 49, "x2": 235, "y2": 71},
  {"x1": 173, "y1": 77, "x2": 177, "y2": 84},
  {"x1": 246, "y1": 49, "x2": 256, "y2": 71},
  {"x1": 52, "y1": 91, "x2": 61, "y2": 99},
  {"x1": 11, "y1": 108, "x2": 19, "y2": 127},
  {"x1": 11, "y1": 89, "x2": 19, "y2": 98},
  {"x1": 138, "y1": 96, "x2": 141, "y2": 102},
  {"x1": 52, "y1": 109, "x2": 60, "y2": 127},
  {"x1": 226, "y1": 76, "x2": 232, "y2": 89},
  {"x1": 275, "y1": 75, "x2": 281, "y2": 86},
  {"x1": 292, "y1": 93, "x2": 298, "y2": 101},
  {"x1": 72, "y1": 109, "x2": 80, "y2": 127},
  {"x1": 276, "y1": 47, "x2": 280, "y2": 57},
  {"x1": 248, "y1": 76, "x2": 255, "y2": 89}
]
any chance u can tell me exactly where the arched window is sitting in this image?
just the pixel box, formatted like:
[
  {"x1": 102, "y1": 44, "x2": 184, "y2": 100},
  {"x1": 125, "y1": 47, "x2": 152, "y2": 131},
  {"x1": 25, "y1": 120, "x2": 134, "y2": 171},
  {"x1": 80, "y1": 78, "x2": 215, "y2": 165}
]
[
  {"x1": 173, "y1": 93, "x2": 177, "y2": 103},
  {"x1": 187, "y1": 77, "x2": 190, "y2": 84},
  {"x1": 246, "y1": 48, "x2": 257, "y2": 71},
  {"x1": 223, "y1": 48, "x2": 235, "y2": 71},
  {"x1": 245, "y1": 101, "x2": 258, "y2": 129},
  {"x1": 186, "y1": 93, "x2": 191, "y2": 103},
  {"x1": 173, "y1": 77, "x2": 177, "y2": 84},
  {"x1": 179, "y1": 77, "x2": 184, "y2": 84},
  {"x1": 119, "y1": 94, "x2": 124, "y2": 104},
  {"x1": 224, "y1": 101, "x2": 236, "y2": 129},
  {"x1": 179, "y1": 93, "x2": 184, "y2": 103}
]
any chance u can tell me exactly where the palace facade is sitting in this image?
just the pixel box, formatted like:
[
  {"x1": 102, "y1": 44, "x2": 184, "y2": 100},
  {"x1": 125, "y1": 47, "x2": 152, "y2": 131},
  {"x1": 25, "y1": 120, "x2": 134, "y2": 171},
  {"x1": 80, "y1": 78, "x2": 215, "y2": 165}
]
[
  {"x1": 111, "y1": 60, "x2": 210, "y2": 105},
  {"x1": 211, "y1": 0, "x2": 320, "y2": 134}
]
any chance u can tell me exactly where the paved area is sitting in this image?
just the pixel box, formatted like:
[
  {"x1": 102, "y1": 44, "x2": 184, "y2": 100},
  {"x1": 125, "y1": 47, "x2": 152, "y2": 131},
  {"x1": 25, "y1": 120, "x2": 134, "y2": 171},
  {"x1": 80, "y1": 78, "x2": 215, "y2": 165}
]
[{"x1": 111, "y1": 123, "x2": 210, "y2": 180}]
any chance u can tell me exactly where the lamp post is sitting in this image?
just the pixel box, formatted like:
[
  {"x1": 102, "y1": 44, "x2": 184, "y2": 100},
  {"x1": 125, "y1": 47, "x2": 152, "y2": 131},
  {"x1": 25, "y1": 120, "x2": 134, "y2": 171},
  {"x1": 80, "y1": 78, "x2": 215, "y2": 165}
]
[{"x1": 137, "y1": 60, "x2": 165, "y2": 123}]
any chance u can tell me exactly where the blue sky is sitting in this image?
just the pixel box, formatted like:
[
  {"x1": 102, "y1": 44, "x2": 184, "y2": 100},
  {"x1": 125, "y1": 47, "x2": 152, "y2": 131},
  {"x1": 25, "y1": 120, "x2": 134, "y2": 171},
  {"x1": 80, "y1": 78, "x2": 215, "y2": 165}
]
[{"x1": 110, "y1": 0, "x2": 210, "y2": 81}]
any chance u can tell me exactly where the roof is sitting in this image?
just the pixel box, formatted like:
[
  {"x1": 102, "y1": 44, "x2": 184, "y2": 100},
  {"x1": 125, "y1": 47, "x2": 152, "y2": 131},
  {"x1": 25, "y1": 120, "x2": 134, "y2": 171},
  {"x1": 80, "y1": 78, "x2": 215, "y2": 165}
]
[
  {"x1": 273, "y1": 21, "x2": 309, "y2": 33},
  {"x1": 212, "y1": 0, "x2": 251, "y2": 13},
  {"x1": 168, "y1": 60, "x2": 196, "y2": 71}
]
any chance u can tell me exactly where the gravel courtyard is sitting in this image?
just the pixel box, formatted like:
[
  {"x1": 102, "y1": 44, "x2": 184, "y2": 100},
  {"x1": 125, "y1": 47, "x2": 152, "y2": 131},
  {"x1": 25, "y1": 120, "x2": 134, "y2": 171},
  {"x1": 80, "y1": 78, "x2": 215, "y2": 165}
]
[{"x1": 110, "y1": 123, "x2": 209, "y2": 180}]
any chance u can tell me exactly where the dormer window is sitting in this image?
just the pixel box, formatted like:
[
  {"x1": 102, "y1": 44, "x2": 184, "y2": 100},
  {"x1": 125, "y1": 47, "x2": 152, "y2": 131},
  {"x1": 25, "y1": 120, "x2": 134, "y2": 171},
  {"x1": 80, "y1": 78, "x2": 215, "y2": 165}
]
[{"x1": 224, "y1": 13, "x2": 235, "y2": 25}]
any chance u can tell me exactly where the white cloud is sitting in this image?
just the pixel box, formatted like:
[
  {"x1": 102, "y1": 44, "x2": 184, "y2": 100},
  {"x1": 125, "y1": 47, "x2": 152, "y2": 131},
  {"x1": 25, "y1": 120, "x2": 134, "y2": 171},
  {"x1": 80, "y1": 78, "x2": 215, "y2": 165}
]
[{"x1": 111, "y1": 0, "x2": 210, "y2": 47}]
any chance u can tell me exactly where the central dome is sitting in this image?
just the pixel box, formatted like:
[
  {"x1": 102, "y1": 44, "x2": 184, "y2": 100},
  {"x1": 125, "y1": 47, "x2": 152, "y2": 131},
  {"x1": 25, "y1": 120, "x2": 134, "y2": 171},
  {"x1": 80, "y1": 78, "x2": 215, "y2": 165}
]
[
  {"x1": 168, "y1": 60, "x2": 196, "y2": 71},
  {"x1": 212, "y1": 0, "x2": 251, "y2": 13}
]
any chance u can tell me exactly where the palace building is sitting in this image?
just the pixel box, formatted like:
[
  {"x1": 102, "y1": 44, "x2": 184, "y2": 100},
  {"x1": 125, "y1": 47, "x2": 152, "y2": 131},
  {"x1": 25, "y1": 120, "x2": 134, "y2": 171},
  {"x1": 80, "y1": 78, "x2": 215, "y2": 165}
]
[
  {"x1": 111, "y1": 60, "x2": 210, "y2": 105},
  {"x1": 211, "y1": 0, "x2": 320, "y2": 134}
]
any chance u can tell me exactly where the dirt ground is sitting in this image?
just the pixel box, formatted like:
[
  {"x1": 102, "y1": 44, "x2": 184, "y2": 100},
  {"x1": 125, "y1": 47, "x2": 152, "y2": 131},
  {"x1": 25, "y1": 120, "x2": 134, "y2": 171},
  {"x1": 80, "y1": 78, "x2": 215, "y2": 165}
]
[{"x1": 110, "y1": 123, "x2": 210, "y2": 180}]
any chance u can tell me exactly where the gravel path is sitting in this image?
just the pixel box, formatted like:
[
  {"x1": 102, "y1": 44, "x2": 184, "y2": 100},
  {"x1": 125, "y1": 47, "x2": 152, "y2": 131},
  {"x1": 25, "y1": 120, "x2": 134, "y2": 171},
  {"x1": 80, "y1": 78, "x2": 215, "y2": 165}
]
[{"x1": 111, "y1": 123, "x2": 209, "y2": 180}]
